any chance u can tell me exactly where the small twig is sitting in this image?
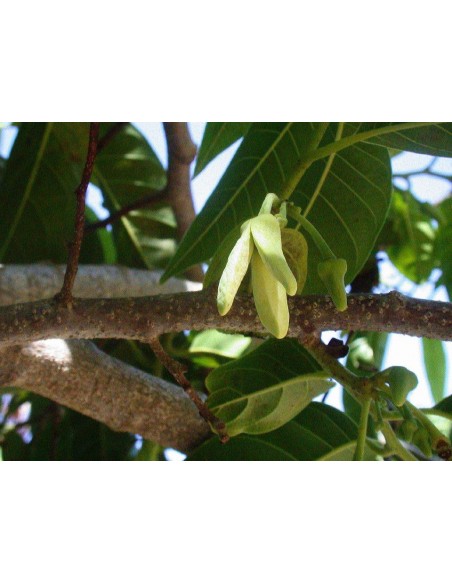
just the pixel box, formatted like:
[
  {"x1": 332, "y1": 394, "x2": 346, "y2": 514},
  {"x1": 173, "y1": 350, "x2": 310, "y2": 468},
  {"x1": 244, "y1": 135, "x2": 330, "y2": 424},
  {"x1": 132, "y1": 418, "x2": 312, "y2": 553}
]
[
  {"x1": 85, "y1": 189, "x2": 168, "y2": 232},
  {"x1": 97, "y1": 122, "x2": 129, "y2": 153},
  {"x1": 55, "y1": 122, "x2": 100, "y2": 307},
  {"x1": 149, "y1": 336, "x2": 229, "y2": 443}
]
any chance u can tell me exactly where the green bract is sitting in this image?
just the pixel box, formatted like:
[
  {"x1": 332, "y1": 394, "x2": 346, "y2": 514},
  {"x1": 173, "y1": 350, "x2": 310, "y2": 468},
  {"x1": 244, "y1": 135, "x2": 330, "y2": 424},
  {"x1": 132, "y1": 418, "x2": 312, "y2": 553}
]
[
  {"x1": 317, "y1": 258, "x2": 348, "y2": 311},
  {"x1": 217, "y1": 198, "x2": 297, "y2": 339}
]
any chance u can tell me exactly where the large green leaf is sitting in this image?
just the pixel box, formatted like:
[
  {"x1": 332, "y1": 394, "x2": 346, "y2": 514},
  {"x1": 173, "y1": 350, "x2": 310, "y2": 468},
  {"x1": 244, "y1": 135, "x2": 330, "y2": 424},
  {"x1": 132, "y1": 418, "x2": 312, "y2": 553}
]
[
  {"x1": 163, "y1": 123, "x2": 392, "y2": 293},
  {"x1": 0, "y1": 123, "x2": 107, "y2": 264},
  {"x1": 422, "y1": 338, "x2": 447, "y2": 403},
  {"x1": 188, "y1": 402, "x2": 367, "y2": 461},
  {"x1": 193, "y1": 122, "x2": 251, "y2": 177},
  {"x1": 345, "y1": 123, "x2": 452, "y2": 157},
  {"x1": 162, "y1": 123, "x2": 329, "y2": 280},
  {"x1": 291, "y1": 138, "x2": 392, "y2": 294},
  {"x1": 205, "y1": 338, "x2": 332, "y2": 436},
  {"x1": 386, "y1": 190, "x2": 436, "y2": 283}
]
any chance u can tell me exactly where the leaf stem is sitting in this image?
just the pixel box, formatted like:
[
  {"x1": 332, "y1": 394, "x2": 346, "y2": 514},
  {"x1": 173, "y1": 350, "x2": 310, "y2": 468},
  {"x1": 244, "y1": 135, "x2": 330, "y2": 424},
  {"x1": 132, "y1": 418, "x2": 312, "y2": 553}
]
[
  {"x1": 380, "y1": 421, "x2": 417, "y2": 461},
  {"x1": 281, "y1": 122, "x2": 433, "y2": 203},
  {"x1": 280, "y1": 123, "x2": 330, "y2": 201},
  {"x1": 354, "y1": 397, "x2": 371, "y2": 460},
  {"x1": 303, "y1": 122, "x2": 344, "y2": 218}
]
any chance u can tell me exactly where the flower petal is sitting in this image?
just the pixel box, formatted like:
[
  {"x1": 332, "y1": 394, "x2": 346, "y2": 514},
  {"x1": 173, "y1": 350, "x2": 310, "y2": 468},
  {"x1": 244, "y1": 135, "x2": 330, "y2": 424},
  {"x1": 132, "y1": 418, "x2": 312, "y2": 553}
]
[
  {"x1": 217, "y1": 223, "x2": 253, "y2": 316},
  {"x1": 251, "y1": 251, "x2": 289, "y2": 339},
  {"x1": 250, "y1": 214, "x2": 297, "y2": 296},
  {"x1": 281, "y1": 228, "x2": 308, "y2": 293}
]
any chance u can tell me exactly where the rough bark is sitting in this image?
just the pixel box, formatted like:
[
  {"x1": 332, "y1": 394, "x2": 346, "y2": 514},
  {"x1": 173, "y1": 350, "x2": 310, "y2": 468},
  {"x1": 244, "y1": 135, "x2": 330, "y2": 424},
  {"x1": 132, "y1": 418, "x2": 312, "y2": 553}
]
[
  {"x1": 0, "y1": 339, "x2": 209, "y2": 451},
  {"x1": 0, "y1": 289, "x2": 450, "y2": 347},
  {"x1": 163, "y1": 122, "x2": 204, "y2": 282},
  {"x1": 0, "y1": 264, "x2": 200, "y2": 305}
]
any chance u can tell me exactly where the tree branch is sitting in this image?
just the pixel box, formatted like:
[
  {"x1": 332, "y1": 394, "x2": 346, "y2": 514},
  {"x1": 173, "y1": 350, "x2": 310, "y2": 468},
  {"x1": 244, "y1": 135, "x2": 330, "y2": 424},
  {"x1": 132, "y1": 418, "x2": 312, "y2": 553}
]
[
  {"x1": 55, "y1": 123, "x2": 100, "y2": 306},
  {"x1": 0, "y1": 265, "x2": 201, "y2": 306},
  {"x1": 97, "y1": 122, "x2": 129, "y2": 153},
  {"x1": 84, "y1": 189, "x2": 168, "y2": 232},
  {"x1": 0, "y1": 290, "x2": 450, "y2": 347},
  {"x1": 0, "y1": 339, "x2": 210, "y2": 451},
  {"x1": 163, "y1": 122, "x2": 203, "y2": 282}
]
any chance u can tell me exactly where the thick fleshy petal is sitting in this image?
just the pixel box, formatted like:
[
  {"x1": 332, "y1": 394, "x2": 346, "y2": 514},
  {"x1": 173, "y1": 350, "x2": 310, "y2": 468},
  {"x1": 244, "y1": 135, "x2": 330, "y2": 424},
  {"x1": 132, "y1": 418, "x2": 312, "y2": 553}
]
[
  {"x1": 217, "y1": 223, "x2": 253, "y2": 316},
  {"x1": 250, "y1": 214, "x2": 297, "y2": 296},
  {"x1": 281, "y1": 228, "x2": 308, "y2": 293},
  {"x1": 251, "y1": 251, "x2": 289, "y2": 339}
]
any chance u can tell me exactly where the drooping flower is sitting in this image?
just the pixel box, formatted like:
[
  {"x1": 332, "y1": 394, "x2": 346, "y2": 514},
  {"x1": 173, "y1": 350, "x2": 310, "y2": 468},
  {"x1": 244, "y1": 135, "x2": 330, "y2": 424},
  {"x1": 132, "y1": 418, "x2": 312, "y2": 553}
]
[{"x1": 217, "y1": 212, "x2": 297, "y2": 339}]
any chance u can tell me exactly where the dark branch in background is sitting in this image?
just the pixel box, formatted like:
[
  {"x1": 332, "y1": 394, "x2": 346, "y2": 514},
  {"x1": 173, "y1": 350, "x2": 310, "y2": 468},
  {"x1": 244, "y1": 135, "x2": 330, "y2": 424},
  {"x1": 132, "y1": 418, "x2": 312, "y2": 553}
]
[
  {"x1": 149, "y1": 337, "x2": 229, "y2": 443},
  {"x1": 55, "y1": 123, "x2": 100, "y2": 306},
  {"x1": 97, "y1": 122, "x2": 129, "y2": 153},
  {"x1": 163, "y1": 122, "x2": 204, "y2": 282},
  {"x1": 85, "y1": 189, "x2": 168, "y2": 232},
  {"x1": 1, "y1": 290, "x2": 451, "y2": 346}
]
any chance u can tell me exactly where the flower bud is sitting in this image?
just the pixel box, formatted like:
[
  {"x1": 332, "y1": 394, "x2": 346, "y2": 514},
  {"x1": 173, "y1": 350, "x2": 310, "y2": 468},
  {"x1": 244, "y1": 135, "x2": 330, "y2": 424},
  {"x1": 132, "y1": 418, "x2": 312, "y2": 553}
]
[
  {"x1": 317, "y1": 258, "x2": 348, "y2": 311},
  {"x1": 384, "y1": 366, "x2": 418, "y2": 407}
]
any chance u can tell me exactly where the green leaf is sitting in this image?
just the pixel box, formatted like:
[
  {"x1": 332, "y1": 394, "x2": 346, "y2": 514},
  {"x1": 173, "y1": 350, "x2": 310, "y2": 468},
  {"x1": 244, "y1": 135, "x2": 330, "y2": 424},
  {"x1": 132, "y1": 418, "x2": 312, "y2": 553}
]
[
  {"x1": 208, "y1": 372, "x2": 333, "y2": 436},
  {"x1": 93, "y1": 123, "x2": 169, "y2": 269},
  {"x1": 317, "y1": 441, "x2": 377, "y2": 461},
  {"x1": 387, "y1": 190, "x2": 436, "y2": 283},
  {"x1": 189, "y1": 330, "x2": 251, "y2": 358},
  {"x1": 292, "y1": 137, "x2": 392, "y2": 294},
  {"x1": 162, "y1": 123, "x2": 328, "y2": 280},
  {"x1": 422, "y1": 338, "x2": 447, "y2": 403},
  {"x1": 0, "y1": 123, "x2": 108, "y2": 265},
  {"x1": 193, "y1": 122, "x2": 251, "y2": 177},
  {"x1": 188, "y1": 402, "x2": 364, "y2": 460},
  {"x1": 0, "y1": 123, "x2": 53, "y2": 261},
  {"x1": 206, "y1": 338, "x2": 322, "y2": 393},
  {"x1": 163, "y1": 123, "x2": 392, "y2": 294},
  {"x1": 85, "y1": 207, "x2": 117, "y2": 264},
  {"x1": 345, "y1": 123, "x2": 452, "y2": 157},
  {"x1": 434, "y1": 198, "x2": 452, "y2": 299},
  {"x1": 205, "y1": 338, "x2": 332, "y2": 435}
]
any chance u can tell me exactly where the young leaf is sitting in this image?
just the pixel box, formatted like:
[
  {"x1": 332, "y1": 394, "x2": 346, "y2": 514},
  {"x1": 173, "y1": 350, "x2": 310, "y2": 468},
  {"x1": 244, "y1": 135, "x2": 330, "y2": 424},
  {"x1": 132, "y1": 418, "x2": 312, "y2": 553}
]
[
  {"x1": 189, "y1": 330, "x2": 251, "y2": 359},
  {"x1": 208, "y1": 373, "x2": 334, "y2": 436},
  {"x1": 193, "y1": 122, "x2": 252, "y2": 177},
  {"x1": 422, "y1": 338, "x2": 447, "y2": 403}
]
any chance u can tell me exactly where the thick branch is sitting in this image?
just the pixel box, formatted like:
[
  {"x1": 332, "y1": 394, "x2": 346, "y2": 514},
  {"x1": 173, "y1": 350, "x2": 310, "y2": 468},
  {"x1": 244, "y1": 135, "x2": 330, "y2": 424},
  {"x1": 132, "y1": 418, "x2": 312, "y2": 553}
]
[
  {"x1": 163, "y1": 122, "x2": 203, "y2": 282},
  {"x1": 0, "y1": 290, "x2": 451, "y2": 346},
  {"x1": 0, "y1": 339, "x2": 209, "y2": 451},
  {"x1": 0, "y1": 265, "x2": 201, "y2": 305}
]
